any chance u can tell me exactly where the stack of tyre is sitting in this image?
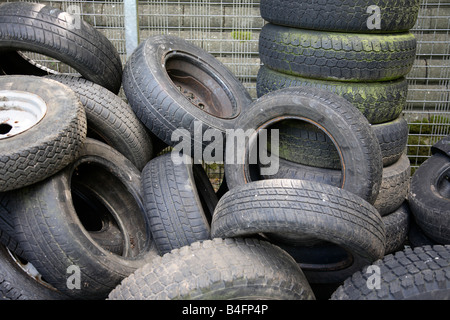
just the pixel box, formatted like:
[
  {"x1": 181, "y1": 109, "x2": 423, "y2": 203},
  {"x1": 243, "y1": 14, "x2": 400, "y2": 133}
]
[{"x1": 256, "y1": 0, "x2": 421, "y2": 256}]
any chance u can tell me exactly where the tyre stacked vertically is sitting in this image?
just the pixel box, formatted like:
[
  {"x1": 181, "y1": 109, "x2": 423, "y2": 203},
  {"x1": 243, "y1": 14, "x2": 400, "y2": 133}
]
[{"x1": 257, "y1": 0, "x2": 420, "y2": 256}]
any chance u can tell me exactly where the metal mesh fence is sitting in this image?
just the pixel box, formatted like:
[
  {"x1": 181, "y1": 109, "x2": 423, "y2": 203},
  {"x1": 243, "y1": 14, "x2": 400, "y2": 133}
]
[
  {"x1": 1, "y1": 0, "x2": 449, "y2": 174},
  {"x1": 404, "y1": 0, "x2": 450, "y2": 171}
]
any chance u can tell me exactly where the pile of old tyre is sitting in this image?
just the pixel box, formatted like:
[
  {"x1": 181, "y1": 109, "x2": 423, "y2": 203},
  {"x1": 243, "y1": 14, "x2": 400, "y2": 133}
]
[{"x1": 0, "y1": 1, "x2": 449, "y2": 301}]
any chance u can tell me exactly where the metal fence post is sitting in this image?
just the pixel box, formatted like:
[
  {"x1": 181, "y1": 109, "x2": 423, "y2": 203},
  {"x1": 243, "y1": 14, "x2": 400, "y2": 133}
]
[{"x1": 124, "y1": 0, "x2": 139, "y2": 58}]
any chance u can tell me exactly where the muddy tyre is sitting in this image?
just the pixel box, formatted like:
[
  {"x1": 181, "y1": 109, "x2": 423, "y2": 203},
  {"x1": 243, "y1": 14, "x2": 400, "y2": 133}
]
[{"x1": 260, "y1": 0, "x2": 420, "y2": 33}]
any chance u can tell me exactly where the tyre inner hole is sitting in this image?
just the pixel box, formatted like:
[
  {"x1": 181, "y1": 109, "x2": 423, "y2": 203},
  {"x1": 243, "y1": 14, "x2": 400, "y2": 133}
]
[
  {"x1": 71, "y1": 183, "x2": 112, "y2": 232},
  {"x1": 165, "y1": 53, "x2": 237, "y2": 119},
  {"x1": 267, "y1": 119, "x2": 342, "y2": 171},
  {"x1": 70, "y1": 163, "x2": 132, "y2": 256},
  {"x1": 0, "y1": 123, "x2": 12, "y2": 134},
  {"x1": 437, "y1": 168, "x2": 450, "y2": 199}
]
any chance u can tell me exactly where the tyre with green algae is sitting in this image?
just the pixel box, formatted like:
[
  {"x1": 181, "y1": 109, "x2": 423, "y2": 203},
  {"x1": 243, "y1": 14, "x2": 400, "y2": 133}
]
[
  {"x1": 259, "y1": 23, "x2": 417, "y2": 82},
  {"x1": 257, "y1": 66, "x2": 408, "y2": 125}
]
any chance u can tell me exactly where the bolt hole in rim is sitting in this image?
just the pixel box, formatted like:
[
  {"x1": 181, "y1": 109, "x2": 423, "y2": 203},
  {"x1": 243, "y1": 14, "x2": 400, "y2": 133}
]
[
  {"x1": 165, "y1": 52, "x2": 238, "y2": 119},
  {"x1": 0, "y1": 90, "x2": 47, "y2": 140}
]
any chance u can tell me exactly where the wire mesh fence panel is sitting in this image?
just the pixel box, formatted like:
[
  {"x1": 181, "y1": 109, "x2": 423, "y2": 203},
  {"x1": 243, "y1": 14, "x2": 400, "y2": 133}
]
[{"x1": 405, "y1": 0, "x2": 450, "y2": 172}]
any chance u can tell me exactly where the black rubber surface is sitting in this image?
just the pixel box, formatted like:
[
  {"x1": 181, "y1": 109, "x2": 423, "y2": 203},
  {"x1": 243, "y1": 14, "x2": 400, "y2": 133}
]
[
  {"x1": 259, "y1": 23, "x2": 417, "y2": 82},
  {"x1": 108, "y1": 238, "x2": 316, "y2": 300}
]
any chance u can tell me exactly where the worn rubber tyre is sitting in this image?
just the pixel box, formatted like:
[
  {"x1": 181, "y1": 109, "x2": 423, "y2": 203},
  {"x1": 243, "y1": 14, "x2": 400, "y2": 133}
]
[
  {"x1": 0, "y1": 75, "x2": 87, "y2": 192},
  {"x1": 257, "y1": 66, "x2": 408, "y2": 124},
  {"x1": 0, "y1": 2, "x2": 123, "y2": 94},
  {"x1": 266, "y1": 116, "x2": 408, "y2": 169},
  {"x1": 211, "y1": 179, "x2": 386, "y2": 283},
  {"x1": 46, "y1": 75, "x2": 154, "y2": 170},
  {"x1": 262, "y1": 153, "x2": 410, "y2": 216},
  {"x1": 374, "y1": 154, "x2": 411, "y2": 216},
  {"x1": 141, "y1": 152, "x2": 218, "y2": 255},
  {"x1": 123, "y1": 35, "x2": 253, "y2": 153},
  {"x1": 225, "y1": 87, "x2": 383, "y2": 204},
  {"x1": 4, "y1": 139, "x2": 158, "y2": 300},
  {"x1": 408, "y1": 152, "x2": 450, "y2": 244},
  {"x1": 375, "y1": 116, "x2": 410, "y2": 167},
  {"x1": 260, "y1": 0, "x2": 420, "y2": 33},
  {"x1": 108, "y1": 237, "x2": 316, "y2": 300},
  {"x1": 0, "y1": 243, "x2": 68, "y2": 300},
  {"x1": 259, "y1": 23, "x2": 417, "y2": 82},
  {"x1": 431, "y1": 134, "x2": 450, "y2": 158},
  {"x1": 383, "y1": 202, "x2": 410, "y2": 255},
  {"x1": 331, "y1": 245, "x2": 450, "y2": 300}
]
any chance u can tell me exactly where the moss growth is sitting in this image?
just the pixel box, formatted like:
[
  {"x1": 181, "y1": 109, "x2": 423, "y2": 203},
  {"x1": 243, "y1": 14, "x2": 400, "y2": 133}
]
[
  {"x1": 231, "y1": 30, "x2": 252, "y2": 41},
  {"x1": 407, "y1": 115, "x2": 450, "y2": 173}
]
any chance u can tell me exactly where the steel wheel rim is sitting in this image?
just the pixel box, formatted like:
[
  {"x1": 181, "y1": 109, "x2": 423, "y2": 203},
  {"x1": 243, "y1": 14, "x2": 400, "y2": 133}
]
[{"x1": 0, "y1": 90, "x2": 47, "y2": 140}]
